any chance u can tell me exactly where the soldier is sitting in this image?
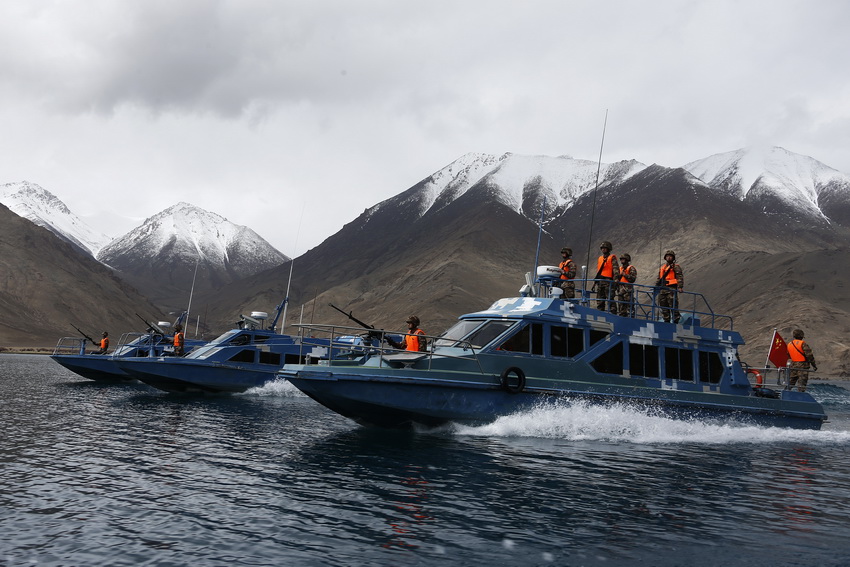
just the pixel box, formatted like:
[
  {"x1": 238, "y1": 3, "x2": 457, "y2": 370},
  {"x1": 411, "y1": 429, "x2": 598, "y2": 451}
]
[
  {"x1": 787, "y1": 329, "x2": 817, "y2": 392},
  {"x1": 656, "y1": 250, "x2": 683, "y2": 323},
  {"x1": 558, "y1": 247, "x2": 577, "y2": 299},
  {"x1": 91, "y1": 331, "x2": 109, "y2": 355},
  {"x1": 594, "y1": 241, "x2": 620, "y2": 313},
  {"x1": 617, "y1": 253, "x2": 637, "y2": 317},
  {"x1": 173, "y1": 324, "x2": 185, "y2": 356}
]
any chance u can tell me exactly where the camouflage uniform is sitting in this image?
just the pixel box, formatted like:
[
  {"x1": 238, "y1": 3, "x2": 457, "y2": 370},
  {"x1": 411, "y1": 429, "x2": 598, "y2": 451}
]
[
  {"x1": 617, "y1": 257, "x2": 637, "y2": 317},
  {"x1": 788, "y1": 331, "x2": 817, "y2": 392},
  {"x1": 657, "y1": 251, "x2": 684, "y2": 323},
  {"x1": 558, "y1": 247, "x2": 577, "y2": 299},
  {"x1": 595, "y1": 242, "x2": 620, "y2": 313}
]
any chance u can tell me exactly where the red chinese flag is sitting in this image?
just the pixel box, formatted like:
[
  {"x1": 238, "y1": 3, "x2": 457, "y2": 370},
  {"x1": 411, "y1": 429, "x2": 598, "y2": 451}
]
[{"x1": 767, "y1": 331, "x2": 790, "y2": 368}]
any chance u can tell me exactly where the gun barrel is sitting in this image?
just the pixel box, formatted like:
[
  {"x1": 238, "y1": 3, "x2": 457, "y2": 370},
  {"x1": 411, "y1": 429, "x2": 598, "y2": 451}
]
[{"x1": 328, "y1": 303, "x2": 375, "y2": 330}]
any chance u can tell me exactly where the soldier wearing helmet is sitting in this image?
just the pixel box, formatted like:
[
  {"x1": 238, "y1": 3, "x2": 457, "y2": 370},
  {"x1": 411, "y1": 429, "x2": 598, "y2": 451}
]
[
  {"x1": 787, "y1": 328, "x2": 817, "y2": 392},
  {"x1": 594, "y1": 241, "x2": 620, "y2": 313},
  {"x1": 617, "y1": 253, "x2": 637, "y2": 317},
  {"x1": 656, "y1": 250, "x2": 684, "y2": 323},
  {"x1": 386, "y1": 315, "x2": 427, "y2": 352},
  {"x1": 558, "y1": 247, "x2": 577, "y2": 299}
]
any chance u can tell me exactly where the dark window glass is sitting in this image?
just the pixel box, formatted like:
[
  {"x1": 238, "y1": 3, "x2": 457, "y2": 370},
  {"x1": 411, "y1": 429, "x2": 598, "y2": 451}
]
[
  {"x1": 665, "y1": 348, "x2": 694, "y2": 381},
  {"x1": 591, "y1": 342, "x2": 623, "y2": 374},
  {"x1": 629, "y1": 344, "x2": 660, "y2": 378},
  {"x1": 569, "y1": 327, "x2": 584, "y2": 357},
  {"x1": 699, "y1": 351, "x2": 724, "y2": 384},
  {"x1": 589, "y1": 329, "x2": 608, "y2": 347},
  {"x1": 254, "y1": 335, "x2": 269, "y2": 344},
  {"x1": 228, "y1": 349, "x2": 256, "y2": 363},
  {"x1": 551, "y1": 326, "x2": 586, "y2": 358},
  {"x1": 284, "y1": 353, "x2": 305, "y2": 365},
  {"x1": 551, "y1": 326, "x2": 567, "y2": 357},
  {"x1": 259, "y1": 351, "x2": 281, "y2": 365}
]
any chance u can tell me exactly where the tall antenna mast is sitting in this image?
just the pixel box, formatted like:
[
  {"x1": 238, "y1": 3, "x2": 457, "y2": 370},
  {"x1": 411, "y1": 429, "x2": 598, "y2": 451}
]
[
  {"x1": 279, "y1": 204, "x2": 306, "y2": 334},
  {"x1": 582, "y1": 110, "x2": 609, "y2": 299}
]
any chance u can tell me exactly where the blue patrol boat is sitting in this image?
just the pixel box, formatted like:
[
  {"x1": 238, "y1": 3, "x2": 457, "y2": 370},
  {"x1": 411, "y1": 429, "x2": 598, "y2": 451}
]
[
  {"x1": 115, "y1": 304, "x2": 331, "y2": 393},
  {"x1": 279, "y1": 270, "x2": 828, "y2": 430},
  {"x1": 51, "y1": 315, "x2": 203, "y2": 382}
]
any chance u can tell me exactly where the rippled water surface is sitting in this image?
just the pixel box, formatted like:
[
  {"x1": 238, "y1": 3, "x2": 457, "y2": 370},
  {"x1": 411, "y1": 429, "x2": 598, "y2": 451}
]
[{"x1": 3, "y1": 354, "x2": 850, "y2": 566}]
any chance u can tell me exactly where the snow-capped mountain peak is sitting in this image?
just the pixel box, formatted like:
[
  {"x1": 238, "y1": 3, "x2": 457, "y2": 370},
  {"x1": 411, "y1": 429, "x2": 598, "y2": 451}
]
[
  {"x1": 0, "y1": 181, "x2": 111, "y2": 255},
  {"x1": 683, "y1": 146, "x2": 850, "y2": 219},
  {"x1": 417, "y1": 152, "x2": 646, "y2": 218},
  {"x1": 98, "y1": 201, "x2": 287, "y2": 267}
]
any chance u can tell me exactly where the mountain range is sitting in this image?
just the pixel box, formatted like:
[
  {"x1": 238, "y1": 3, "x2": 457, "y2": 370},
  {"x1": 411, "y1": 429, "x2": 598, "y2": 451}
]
[{"x1": 2, "y1": 146, "x2": 849, "y2": 377}]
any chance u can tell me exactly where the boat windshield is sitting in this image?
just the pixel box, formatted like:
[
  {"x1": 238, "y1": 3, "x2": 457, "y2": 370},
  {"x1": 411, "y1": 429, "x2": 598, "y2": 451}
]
[{"x1": 435, "y1": 319, "x2": 517, "y2": 349}]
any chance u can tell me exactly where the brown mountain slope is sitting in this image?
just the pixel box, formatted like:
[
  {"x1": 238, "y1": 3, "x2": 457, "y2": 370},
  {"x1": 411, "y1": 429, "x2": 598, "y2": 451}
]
[{"x1": 0, "y1": 204, "x2": 168, "y2": 347}]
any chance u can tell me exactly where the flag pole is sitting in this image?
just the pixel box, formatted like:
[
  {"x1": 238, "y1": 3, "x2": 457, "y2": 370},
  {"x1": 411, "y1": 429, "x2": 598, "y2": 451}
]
[{"x1": 764, "y1": 328, "x2": 776, "y2": 369}]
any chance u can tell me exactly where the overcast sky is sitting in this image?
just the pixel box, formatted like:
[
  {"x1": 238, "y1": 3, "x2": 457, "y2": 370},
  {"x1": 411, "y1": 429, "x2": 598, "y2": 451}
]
[{"x1": 2, "y1": 1, "x2": 848, "y2": 255}]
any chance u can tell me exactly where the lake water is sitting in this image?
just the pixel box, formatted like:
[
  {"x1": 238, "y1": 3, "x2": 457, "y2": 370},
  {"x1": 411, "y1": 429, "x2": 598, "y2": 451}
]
[{"x1": 2, "y1": 354, "x2": 850, "y2": 566}]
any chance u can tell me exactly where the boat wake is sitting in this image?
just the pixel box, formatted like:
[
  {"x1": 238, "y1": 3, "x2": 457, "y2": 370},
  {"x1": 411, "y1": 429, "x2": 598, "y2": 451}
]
[
  {"x1": 241, "y1": 378, "x2": 306, "y2": 397},
  {"x1": 450, "y1": 399, "x2": 850, "y2": 445}
]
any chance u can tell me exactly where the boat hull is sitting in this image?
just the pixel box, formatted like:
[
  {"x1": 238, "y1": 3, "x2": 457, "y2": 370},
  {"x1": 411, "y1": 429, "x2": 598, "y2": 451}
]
[
  {"x1": 283, "y1": 366, "x2": 827, "y2": 430},
  {"x1": 51, "y1": 355, "x2": 135, "y2": 382},
  {"x1": 117, "y1": 358, "x2": 278, "y2": 393}
]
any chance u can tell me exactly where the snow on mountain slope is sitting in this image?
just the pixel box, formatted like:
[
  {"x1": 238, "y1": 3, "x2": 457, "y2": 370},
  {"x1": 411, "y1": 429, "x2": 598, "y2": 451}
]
[
  {"x1": 683, "y1": 146, "x2": 850, "y2": 218},
  {"x1": 413, "y1": 152, "x2": 647, "y2": 218},
  {"x1": 0, "y1": 181, "x2": 112, "y2": 255},
  {"x1": 97, "y1": 202, "x2": 288, "y2": 271}
]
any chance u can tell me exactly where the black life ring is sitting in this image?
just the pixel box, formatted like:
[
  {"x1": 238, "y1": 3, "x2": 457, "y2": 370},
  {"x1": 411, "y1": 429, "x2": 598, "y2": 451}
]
[{"x1": 500, "y1": 367, "x2": 526, "y2": 394}]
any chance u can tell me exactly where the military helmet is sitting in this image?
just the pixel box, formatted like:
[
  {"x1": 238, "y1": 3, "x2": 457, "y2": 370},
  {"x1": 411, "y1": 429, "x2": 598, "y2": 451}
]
[
  {"x1": 560, "y1": 247, "x2": 572, "y2": 256},
  {"x1": 600, "y1": 240, "x2": 613, "y2": 251},
  {"x1": 619, "y1": 253, "x2": 631, "y2": 262},
  {"x1": 793, "y1": 329, "x2": 804, "y2": 339},
  {"x1": 406, "y1": 315, "x2": 420, "y2": 327},
  {"x1": 664, "y1": 250, "x2": 676, "y2": 260}
]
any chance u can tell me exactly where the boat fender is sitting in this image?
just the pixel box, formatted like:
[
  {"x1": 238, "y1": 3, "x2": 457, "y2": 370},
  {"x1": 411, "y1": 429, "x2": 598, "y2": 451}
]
[
  {"x1": 747, "y1": 368, "x2": 763, "y2": 388},
  {"x1": 500, "y1": 367, "x2": 526, "y2": 394}
]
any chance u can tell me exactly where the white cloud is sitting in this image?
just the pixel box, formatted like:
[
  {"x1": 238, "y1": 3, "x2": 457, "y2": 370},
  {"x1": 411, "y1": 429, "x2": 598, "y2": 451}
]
[{"x1": 1, "y1": 0, "x2": 849, "y2": 255}]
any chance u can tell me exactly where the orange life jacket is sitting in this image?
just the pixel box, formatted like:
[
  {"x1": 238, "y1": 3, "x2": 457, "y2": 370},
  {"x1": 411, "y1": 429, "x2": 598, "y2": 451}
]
[
  {"x1": 174, "y1": 332, "x2": 184, "y2": 349},
  {"x1": 559, "y1": 259, "x2": 574, "y2": 280},
  {"x1": 659, "y1": 263, "x2": 678, "y2": 286},
  {"x1": 619, "y1": 264, "x2": 635, "y2": 284},
  {"x1": 100, "y1": 337, "x2": 109, "y2": 350},
  {"x1": 597, "y1": 255, "x2": 614, "y2": 278},
  {"x1": 405, "y1": 329, "x2": 425, "y2": 351},
  {"x1": 788, "y1": 339, "x2": 807, "y2": 362}
]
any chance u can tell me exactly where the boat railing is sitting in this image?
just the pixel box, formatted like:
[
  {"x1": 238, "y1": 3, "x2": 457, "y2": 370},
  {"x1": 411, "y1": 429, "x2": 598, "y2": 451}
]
[
  {"x1": 52, "y1": 337, "x2": 89, "y2": 356},
  {"x1": 291, "y1": 323, "x2": 486, "y2": 373},
  {"x1": 534, "y1": 276, "x2": 734, "y2": 330}
]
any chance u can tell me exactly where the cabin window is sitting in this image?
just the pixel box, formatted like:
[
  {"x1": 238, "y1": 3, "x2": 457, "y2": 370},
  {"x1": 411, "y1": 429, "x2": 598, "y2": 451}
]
[
  {"x1": 589, "y1": 329, "x2": 609, "y2": 347},
  {"x1": 551, "y1": 326, "x2": 585, "y2": 358},
  {"x1": 284, "y1": 353, "x2": 305, "y2": 365},
  {"x1": 228, "y1": 349, "x2": 256, "y2": 363},
  {"x1": 665, "y1": 348, "x2": 694, "y2": 381},
  {"x1": 629, "y1": 344, "x2": 660, "y2": 378},
  {"x1": 591, "y1": 342, "x2": 623, "y2": 375},
  {"x1": 498, "y1": 323, "x2": 543, "y2": 355},
  {"x1": 435, "y1": 320, "x2": 515, "y2": 348},
  {"x1": 699, "y1": 351, "x2": 724, "y2": 384},
  {"x1": 464, "y1": 320, "x2": 516, "y2": 349},
  {"x1": 254, "y1": 335, "x2": 269, "y2": 344},
  {"x1": 259, "y1": 351, "x2": 281, "y2": 365},
  {"x1": 230, "y1": 334, "x2": 251, "y2": 346}
]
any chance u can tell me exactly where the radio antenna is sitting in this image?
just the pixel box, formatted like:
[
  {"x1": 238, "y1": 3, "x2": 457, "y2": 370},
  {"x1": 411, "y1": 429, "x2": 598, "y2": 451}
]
[{"x1": 582, "y1": 110, "x2": 609, "y2": 300}]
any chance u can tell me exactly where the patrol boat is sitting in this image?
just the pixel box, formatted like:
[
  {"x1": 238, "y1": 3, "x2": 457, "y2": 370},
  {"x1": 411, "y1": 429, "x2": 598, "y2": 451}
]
[
  {"x1": 51, "y1": 317, "x2": 202, "y2": 382},
  {"x1": 116, "y1": 305, "x2": 330, "y2": 393},
  {"x1": 279, "y1": 269, "x2": 828, "y2": 430}
]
